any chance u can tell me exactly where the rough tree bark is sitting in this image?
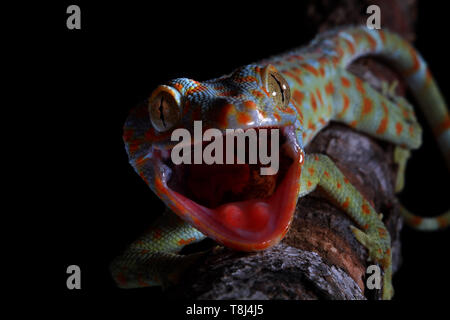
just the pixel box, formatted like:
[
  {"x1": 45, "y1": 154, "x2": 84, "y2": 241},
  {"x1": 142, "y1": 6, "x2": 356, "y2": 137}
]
[{"x1": 166, "y1": 0, "x2": 417, "y2": 300}]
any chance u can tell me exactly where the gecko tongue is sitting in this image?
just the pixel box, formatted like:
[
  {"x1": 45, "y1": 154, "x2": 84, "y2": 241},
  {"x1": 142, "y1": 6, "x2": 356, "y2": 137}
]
[{"x1": 215, "y1": 190, "x2": 277, "y2": 233}]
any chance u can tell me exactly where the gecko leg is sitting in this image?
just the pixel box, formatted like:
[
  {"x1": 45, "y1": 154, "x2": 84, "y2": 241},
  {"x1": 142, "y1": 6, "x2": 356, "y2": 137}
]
[
  {"x1": 110, "y1": 210, "x2": 206, "y2": 288},
  {"x1": 299, "y1": 154, "x2": 393, "y2": 299},
  {"x1": 394, "y1": 146, "x2": 411, "y2": 192},
  {"x1": 333, "y1": 71, "x2": 450, "y2": 230},
  {"x1": 333, "y1": 70, "x2": 422, "y2": 150},
  {"x1": 379, "y1": 80, "x2": 413, "y2": 192}
]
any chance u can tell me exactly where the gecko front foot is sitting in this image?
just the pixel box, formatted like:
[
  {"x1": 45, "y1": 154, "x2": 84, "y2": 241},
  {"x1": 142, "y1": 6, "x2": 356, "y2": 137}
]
[
  {"x1": 350, "y1": 225, "x2": 393, "y2": 299},
  {"x1": 350, "y1": 225, "x2": 385, "y2": 262}
]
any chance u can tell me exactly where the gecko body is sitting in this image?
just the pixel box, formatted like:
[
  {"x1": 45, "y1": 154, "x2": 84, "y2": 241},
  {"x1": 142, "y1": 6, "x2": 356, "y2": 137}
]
[{"x1": 111, "y1": 26, "x2": 450, "y2": 299}]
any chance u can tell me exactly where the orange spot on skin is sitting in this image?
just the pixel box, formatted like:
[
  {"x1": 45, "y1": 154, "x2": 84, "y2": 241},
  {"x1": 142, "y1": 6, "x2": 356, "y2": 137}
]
[
  {"x1": 282, "y1": 106, "x2": 295, "y2": 114},
  {"x1": 307, "y1": 180, "x2": 312, "y2": 188},
  {"x1": 288, "y1": 55, "x2": 304, "y2": 62},
  {"x1": 363, "y1": 224, "x2": 369, "y2": 230},
  {"x1": 320, "y1": 67, "x2": 325, "y2": 77},
  {"x1": 273, "y1": 112, "x2": 281, "y2": 121},
  {"x1": 283, "y1": 70, "x2": 303, "y2": 86},
  {"x1": 402, "y1": 109, "x2": 409, "y2": 119},
  {"x1": 318, "y1": 57, "x2": 328, "y2": 66},
  {"x1": 310, "y1": 93, "x2": 317, "y2": 112},
  {"x1": 218, "y1": 90, "x2": 237, "y2": 97},
  {"x1": 376, "y1": 102, "x2": 389, "y2": 134},
  {"x1": 424, "y1": 68, "x2": 432, "y2": 88},
  {"x1": 337, "y1": 47, "x2": 344, "y2": 58},
  {"x1": 395, "y1": 122, "x2": 403, "y2": 136},
  {"x1": 409, "y1": 125, "x2": 414, "y2": 136},
  {"x1": 366, "y1": 33, "x2": 377, "y2": 50},
  {"x1": 307, "y1": 120, "x2": 316, "y2": 131},
  {"x1": 235, "y1": 75, "x2": 257, "y2": 83},
  {"x1": 349, "y1": 120, "x2": 358, "y2": 128},
  {"x1": 291, "y1": 67, "x2": 303, "y2": 74},
  {"x1": 354, "y1": 33, "x2": 363, "y2": 44},
  {"x1": 243, "y1": 101, "x2": 257, "y2": 109},
  {"x1": 325, "y1": 81, "x2": 334, "y2": 96},
  {"x1": 337, "y1": 182, "x2": 341, "y2": 189},
  {"x1": 362, "y1": 98, "x2": 373, "y2": 116},
  {"x1": 379, "y1": 30, "x2": 386, "y2": 44},
  {"x1": 437, "y1": 216, "x2": 449, "y2": 228},
  {"x1": 344, "y1": 177, "x2": 349, "y2": 184},
  {"x1": 323, "y1": 171, "x2": 330, "y2": 178},
  {"x1": 153, "y1": 229, "x2": 162, "y2": 239},
  {"x1": 303, "y1": 64, "x2": 319, "y2": 77},
  {"x1": 252, "y1": 90, "x2": 265, "y2": 99},
  {"x1": 338, "y1": 93, "x2": 350, "y2": 118},
  {"x1": 308, "y1": 166, "x2": 315, "y2": 176},
  {"x1": 355, "y1": 77, "x2": 365, "y2": 95},
  {"x1": 293, "y1": 90, "x2": 305, "y2": 105},
  {"x1": 344, "y1": 38, "x2": 355, "y2": 55},
  {"x1": 332, "y1": 56, "x2": 339, "y2": 67},
  {"x1": 178, "y1": 237, "x2": 196, "y2": 246},
  {"x1": 314, "y1": 155, "x2": 319, "y2": 161},
  {"x1": 378, "y1": 227, "x2": 387, "y2": 238},
  {"x1": 173, "y1": 83, "x2": 183, "y2": 91},
  {"x1": 341, "y1": 77, "x2": 351, "y2": 88},
  {"x1": 342, "y1": 198, "x2": 350, "y2": 209},
  {"x1": 406, "y1": 46, "x2": 420, "y2": 76},
  {"x1": 434, "y1": 114, "x2": 450, "y2": 136},
  {"x1": 186, "y1": 84, "x2": 207, "y2": 95},
  {"x1": 291, "y1": 100, "x2": 303, "y2": 122},
  {"x1": 237, "y1": 112, "x2": 252, "y2": 125},
  {"x1": 410, "y1": 216, "x2": 423, "y2": 226},
  {"x1": 319, "y1": 117, "x2": 327, "y2": 126},
  {"x1": 316, "y1": 88, "x2": 324, "y2": 106},
  {"x1": 362, "y1": 203, "x2": 371, "y2": 215}
]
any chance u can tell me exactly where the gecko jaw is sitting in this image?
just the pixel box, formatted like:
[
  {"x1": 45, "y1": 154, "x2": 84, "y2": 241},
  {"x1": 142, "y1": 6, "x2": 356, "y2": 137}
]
[{"x1": 155, "y1": 125, "x2": 303, "y2": 251}]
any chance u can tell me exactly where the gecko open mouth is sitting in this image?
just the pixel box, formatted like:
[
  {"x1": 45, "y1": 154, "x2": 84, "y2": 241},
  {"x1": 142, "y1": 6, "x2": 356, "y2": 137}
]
[{"x1": 157, "y1": 125, "x2": 303, "y2": 251}]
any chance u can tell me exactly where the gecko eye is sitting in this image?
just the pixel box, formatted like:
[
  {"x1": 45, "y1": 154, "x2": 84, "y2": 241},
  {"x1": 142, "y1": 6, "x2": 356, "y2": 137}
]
[
  {"x1": 148, "y1": 85, "x2": 182, "y2": 132},
  {"x1": 261, "y1": 65, "x2": 291, "y2": 110}
]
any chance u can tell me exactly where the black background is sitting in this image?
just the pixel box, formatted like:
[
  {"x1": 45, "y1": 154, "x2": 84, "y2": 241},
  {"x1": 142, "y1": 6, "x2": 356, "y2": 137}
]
[{"x1": 26, "y1": 0, "x2": 449, "y2": 308}]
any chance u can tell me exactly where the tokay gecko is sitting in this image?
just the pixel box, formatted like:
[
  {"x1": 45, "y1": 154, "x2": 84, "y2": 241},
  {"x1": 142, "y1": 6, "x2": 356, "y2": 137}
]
[{"x1": 110, "y1": 26, "x2": 450, "y2": 299}]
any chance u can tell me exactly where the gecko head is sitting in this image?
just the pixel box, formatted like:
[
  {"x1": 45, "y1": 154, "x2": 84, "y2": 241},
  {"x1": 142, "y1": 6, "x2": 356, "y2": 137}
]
[{"x1": 123, "y1": 64, "x2": 305, "y2": 251}]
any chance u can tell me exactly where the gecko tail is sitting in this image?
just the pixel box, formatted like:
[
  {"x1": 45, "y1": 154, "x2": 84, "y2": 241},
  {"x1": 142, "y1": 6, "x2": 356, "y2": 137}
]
[{"x1": 400, "y1": 205, "x2": 450, "y2": 231}]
